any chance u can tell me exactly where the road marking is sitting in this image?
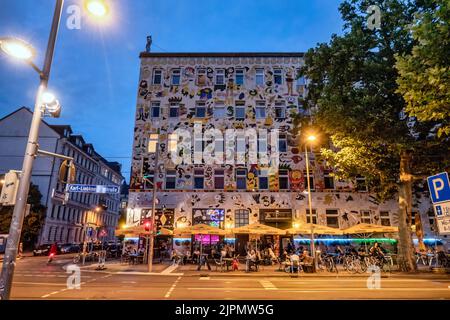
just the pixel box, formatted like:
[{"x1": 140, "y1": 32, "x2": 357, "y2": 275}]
[
  {"x1": 13, "y1": 282, "x2": 66, "y2": 286},
  {"x1": 199, "y1": 277, "x2": 210, "y2": 280},
  {"x1": 122, "y1": 281, "x2": 137, "y2": 284},
  {"x1": 259, "y1": 280, "x2": 277, "y2": 290},
  {"x1": 115, "y1": 271, "x2": 184, "y2": 276},
  {"x1": 161, "y1": 264, "x2": 179, "y2": 274},
  {"x1": 164, "y1": 276, "x2": 182, "y2": 298},
  {"x1": 187, "y1": 287, "x2": 450, "y2": 292}
]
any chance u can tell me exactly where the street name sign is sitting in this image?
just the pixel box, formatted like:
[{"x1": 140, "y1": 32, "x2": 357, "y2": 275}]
[
  {"x1": 427, "y1": 172, "x2": 450, "y2": 235},
  {"x1": 67, "y1": 184, "x2": 120, "y2": 194}
]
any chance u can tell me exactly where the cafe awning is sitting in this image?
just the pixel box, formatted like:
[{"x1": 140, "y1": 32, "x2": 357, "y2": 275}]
[
  {"x1": 115, "y1": 225, "x2": 149, "y2": 237},
  {"x1": 231, "y1": 222, "x2": 285, "y2": 235},
  {"x1": 173, "y1": 223, "x2": 227, "y2": 236},
  {"x1": 343, "y1": 223, "x2": 398, "y2": 235},
  {"x1": 286, "y1": 223, "x2": 343, "y2": 235}
]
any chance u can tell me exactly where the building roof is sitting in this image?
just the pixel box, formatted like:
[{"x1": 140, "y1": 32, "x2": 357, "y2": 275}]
[
  {"x1": 0, "y1": 107, "x2": 124, "y2": 178},
  {"x1": 139, "y1": 52, "x2": 304, "y2": 58}
]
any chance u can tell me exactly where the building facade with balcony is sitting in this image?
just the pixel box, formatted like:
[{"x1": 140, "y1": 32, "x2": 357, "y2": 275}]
[
  {"x1": 0, "y1": 107, "x2": 124, "y2": 245},
  {"x1": 127, "y1": 52, "x2": 440, "y2": 254}
]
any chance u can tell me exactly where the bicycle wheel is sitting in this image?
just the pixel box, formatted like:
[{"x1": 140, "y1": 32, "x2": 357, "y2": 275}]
[
  {"x1": 73, "y1": 255, "x2": 80, "y2": 264},
  {"x1": 325, "y1": 259, "x2": 333, "y2": 272}
]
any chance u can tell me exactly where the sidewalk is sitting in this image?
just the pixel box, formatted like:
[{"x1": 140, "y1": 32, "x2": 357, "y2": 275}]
[
  {"x1": 78, "y1": 260, "x2": 450, "y2": 278},
  {"x1": 0, "y1": 252, "x2": 34, "y2": 262}
]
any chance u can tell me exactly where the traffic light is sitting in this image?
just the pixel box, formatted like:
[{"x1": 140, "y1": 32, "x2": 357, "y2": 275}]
[{"x1": 144, "y1": 220, "x2": 151, "y2": 232}]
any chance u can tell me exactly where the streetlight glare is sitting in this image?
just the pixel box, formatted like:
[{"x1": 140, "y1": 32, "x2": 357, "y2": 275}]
[
  {"x1": 0, "y1": 37, "x2": 35, "y2": 60},
  {"x1": 307, "y1": 135, "x2": 317, "y2": 142},
  {"x1": 42, "y1": 92, "x2": 56, "y2": 104},
  {"x1": 85, "y1": 0, "x2": 109, "y2": 17}
]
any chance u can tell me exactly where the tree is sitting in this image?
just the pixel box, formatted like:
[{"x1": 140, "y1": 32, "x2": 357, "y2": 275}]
[
  {"x1": 299, "y1": 0, "x2": 450, "y2": 271},
  {"x1": 396, "y1": 0, "x2": 450, "y2": 138},
  {"x1": 0, "y1": 183, "x2": 46, "y2": 250}
]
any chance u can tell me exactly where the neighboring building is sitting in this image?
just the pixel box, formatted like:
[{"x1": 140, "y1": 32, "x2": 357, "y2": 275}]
[
  {"x1": 0, "y1": 107, "x2": 124, "y2": 245},
  {"x1": 127, "y1": 52, "x2": 442, "y2": 254}
]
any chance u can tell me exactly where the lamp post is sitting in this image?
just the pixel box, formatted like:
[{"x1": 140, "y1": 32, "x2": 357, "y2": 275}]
[
  {"x1": 147, "y1": 134, "x2": 159, "y2": 272},
  {"x1": 0, "y1": 0, "x2": 109, "y2": 300},
  {"x1": 304, "y1": 134, "x2": 317, "y2": 272}
]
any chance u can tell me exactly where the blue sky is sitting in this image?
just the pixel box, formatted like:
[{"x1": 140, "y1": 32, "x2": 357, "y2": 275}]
[{"x1": 0, "y1": 0, "x2": 343, "y2": 182}]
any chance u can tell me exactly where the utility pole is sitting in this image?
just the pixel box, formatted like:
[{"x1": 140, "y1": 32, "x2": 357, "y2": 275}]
[{"x1": 0, "y1": 0, "x2": 64, "y2": 300}]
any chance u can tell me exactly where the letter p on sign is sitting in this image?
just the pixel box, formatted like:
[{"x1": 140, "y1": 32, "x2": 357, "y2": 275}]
[{"x1": 427, "y1": 172, "x2": 450, "y2": 204}]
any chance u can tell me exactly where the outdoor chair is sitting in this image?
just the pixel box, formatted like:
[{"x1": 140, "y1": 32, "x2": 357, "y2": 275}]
[
  {"x1": 214, "y1": 258, "x2": 226, "y2": 272},
  {"x1": 290, "y1": 260, "x2": 301, "y2": 274}
]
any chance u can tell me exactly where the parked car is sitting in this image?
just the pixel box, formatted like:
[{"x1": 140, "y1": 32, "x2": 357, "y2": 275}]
[
  {"x1": 33, "y1": 245, "x2": 51, "y2": 256},
  {"x1": 60, "y1": 243, "x2": 81, "y2": 254}
]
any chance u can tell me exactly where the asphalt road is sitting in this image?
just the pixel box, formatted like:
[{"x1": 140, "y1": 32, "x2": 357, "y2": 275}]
[{"x1": 6, "y1": 255, "x2": 450, "y2": 300}]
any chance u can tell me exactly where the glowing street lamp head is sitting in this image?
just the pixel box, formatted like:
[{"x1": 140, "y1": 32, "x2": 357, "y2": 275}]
[
  {"x1": 0, "y1": 37, "x2": 35, "y2": 61},
  {"x1": 85, "y1": 0, "x2": 109, "y2": 18},
  {"x1": 42, "y1": 91, "x2": 56, "y2": 104},
  {"x1": 306, "y1": 135, "x2": 317, "y2": 142}
]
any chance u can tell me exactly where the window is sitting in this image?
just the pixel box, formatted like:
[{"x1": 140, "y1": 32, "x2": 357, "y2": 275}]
[
  {"x1": 258, "y1": 135, "x2": 267, "y2": 154},
  {"x1": 279, "y1": 169, "x2": 289, "y2": 190},
  {"x1": 356, "y1": 176, "x2": 368, "y2": 191},
  {"x1": 236, "y1": 169, "x2": 247, "y2": 190},
  {"x1": 274, "y1": 68, "x2": 283, "y2": 85},
  {"x1": 296, "y1": 71, "x2": 306, "y2": 87},
  {"x1": 214, "y1": 102, "x2": 226, "y2": 118},
  {"x1": 194, "y1": 168, "x2": 204, "y2": 189},
  {"x1": 151, "y1": 101, "x2": 160, "y2": 118},
  {"x1": 326, "y1": 209, "x2": 339, "y2": 228},
  {"x1": 324, "y1": 171, "x2": 335, "y2": 190},
  {"x1": 361, "y1": 210, "x2": 371, "y2": 224},
  {"x1": 380, "y1": 211, "x2": 391, "y2": 226},
  {"x1": 152, "y1": 69, "x2": 162, "y2": 85},
  {"x1": 235, "y1": 101, "x2": 246, "y2": 120},
  {"x1": 214, "y1": 169, "x2": 224, "y2": 189},
  {"x1": 169, "y1": 103, "x2": 179, "y2": 118},
  {"x1": 171, "y1": 69, "x2": 181, "y2": 85},
  {"x1": 306, "y1": 209, "x2": 317, "y2": 224},
  {"x1": 236, "y1": 135, "x2": 246, "y2": 154},
  {"x1": 255, "y1": 68, "x2": 264, "y2": 85},
  {"x1": 215, "y1": 69, "x2": 225, "y2": 85},
  {"x1": 235, "y1": 209, "x2": 249, "y2": 227},
  {"x1": 278, "y1": 134, "x2": 287, "y2": 152},
  {"x1": 195, "y1": 102, "x2": 206, "y2": 118},
  {"x1": 215, "y1": 136, "x2": 224, "y2": 156},
  {"x1": 258, "y1": 169, "x2": 269, "y2": 190},
  {"x1": 304, "y1": 170, "x2": 315, "y2": 191},
  {"x1": 255, "y1": 101, "x2": 266, "y2": 119},
  {"x1": 197, "y1": 68, "x2": 207, "y2": 86},
  {"x1": 274, "y1": 101, "x2": 286, "y2": 119},
  {"x1": 235, "y1": 69, "x2": 244, "y2": 85},
  {"x1": 165, "y1": 170, "x2": 176, "y2": 189}
]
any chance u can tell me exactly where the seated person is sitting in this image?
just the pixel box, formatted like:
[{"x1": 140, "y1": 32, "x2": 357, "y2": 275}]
[
  {"x1": 289, "y1": 252, "x2": 301, "y2": 272},
  {"x1": 246, "y1": 250, "x2": 257, "y2": 270},
  {"x1": 268, "y1": 247, "x2": 278, "y2": 265},
  {"x1": 300, "y1": 250, "x2": 313, "y2": 265}
]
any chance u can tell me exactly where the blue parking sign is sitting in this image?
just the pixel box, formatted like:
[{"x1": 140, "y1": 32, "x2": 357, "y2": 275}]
[{"x1": 427, "y1": 172, "x2": 450, "y2": 204}]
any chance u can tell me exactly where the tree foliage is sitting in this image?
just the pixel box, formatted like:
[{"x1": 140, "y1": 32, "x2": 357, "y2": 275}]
[
  {"x1": 0, "y1": 183, "x2": 46, "y2": 250},
  {"x1": 396, "y1": 0, "x2": 450, "y2": 138}
]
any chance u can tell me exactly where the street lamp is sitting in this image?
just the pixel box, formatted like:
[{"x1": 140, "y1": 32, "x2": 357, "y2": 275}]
[
  {"x1": 85, "y1": 0, "x2": 109, "y2": 17},
  {"x1": 304, "y1": 133, "x2": 317, "y2": 271},
  {"x1": 0, "y1": 0, "x2": 110, "y2": 300}
]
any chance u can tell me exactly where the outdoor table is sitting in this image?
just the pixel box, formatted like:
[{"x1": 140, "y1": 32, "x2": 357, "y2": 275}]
[{"x1": 197, "y1": 254, "x2": 211, "y2": 271}]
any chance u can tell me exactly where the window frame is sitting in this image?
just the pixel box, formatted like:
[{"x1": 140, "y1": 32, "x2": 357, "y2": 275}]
[
  {"x1": 151, "y1": 101, "x2": 161, "y2": 118},
  {"x1": 236, "y1": 168, "x2": 247, "y2": 190},
  {"x1": 255, "y1": 101, "x2": 266, "y2": 119},
  {"x1": 255, "y1": 68, "x2": 264, "y2": 86},
  {"x1": 165, "y1": 169, "x2": 177, "y2": 189},
  {"x1": 215, "y1": 69, "x2": 225, "y2": 85},
  {"x1": 235, "y1": 69, "x2": 244, "y2": 85},
  {"x1": 214, "y1": 169, "x2": 225, "y2": 190},
  {"x1": 171, "y1": 69, "x2": 181, "y2": 86},
  {"x1": 195, "y1": 101, "x2": 207, "y2": 118},
  {"x1": 273, "y1": 68, "x2": 283, "y2": 85},
  {"x1": 152, "y1": 69, "x2": 162, "y2": 85}
]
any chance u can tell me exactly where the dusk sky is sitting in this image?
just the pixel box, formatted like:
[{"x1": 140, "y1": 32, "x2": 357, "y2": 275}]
[{"x1": 0, "y1": 0, "x2": 343, "y2": 182}]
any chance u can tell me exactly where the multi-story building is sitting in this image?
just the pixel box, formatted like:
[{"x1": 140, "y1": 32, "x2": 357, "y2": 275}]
[
  {"x1": 0, "y1": 107, "x2": 124, "y2": 245},
  {"x1": 127, "y1": 52, "x2": 442, "y2": 255}
]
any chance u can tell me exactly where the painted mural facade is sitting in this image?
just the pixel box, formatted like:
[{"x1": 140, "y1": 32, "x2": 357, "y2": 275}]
[{"x1": 128, "y1": 53, "x2": 437, "y2": 240}]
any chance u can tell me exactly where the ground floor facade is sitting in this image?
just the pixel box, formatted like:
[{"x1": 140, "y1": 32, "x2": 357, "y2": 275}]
[{"x1": 126, "y1": 191, "x2": 447, "y2": 253}]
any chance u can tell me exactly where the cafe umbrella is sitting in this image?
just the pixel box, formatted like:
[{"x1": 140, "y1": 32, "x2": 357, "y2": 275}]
[
  {"x1": 231, "y1": 223, "x2": 284, "y2": 251},
  {"x1": 342, "y1": 223, "x2": 399, "y2": 252},
  {"x1": 173, "y1": 223, "x2": 227, "y2": 257}
]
